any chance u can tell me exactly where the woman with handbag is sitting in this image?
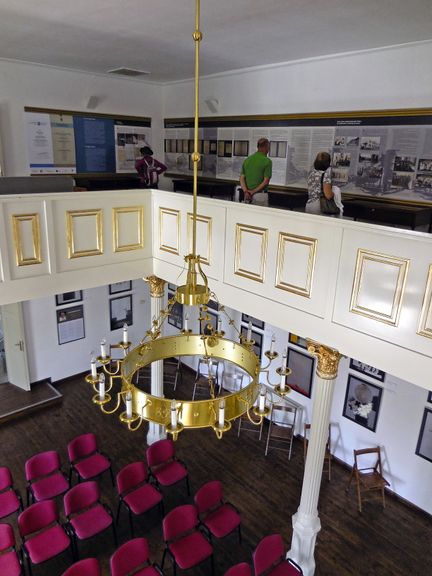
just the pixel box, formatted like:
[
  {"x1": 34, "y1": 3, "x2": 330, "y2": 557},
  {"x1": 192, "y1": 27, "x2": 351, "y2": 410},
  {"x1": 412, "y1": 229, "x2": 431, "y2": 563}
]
[{"x1": 306, "y1": 151, "x2": 340, "y2": 216}]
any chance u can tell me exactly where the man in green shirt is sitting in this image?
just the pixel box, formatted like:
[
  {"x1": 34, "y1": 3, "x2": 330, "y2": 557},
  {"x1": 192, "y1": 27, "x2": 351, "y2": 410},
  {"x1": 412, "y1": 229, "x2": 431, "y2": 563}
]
[{"x1": 239, "y1": 138, "x2": 272, "y2": 205}]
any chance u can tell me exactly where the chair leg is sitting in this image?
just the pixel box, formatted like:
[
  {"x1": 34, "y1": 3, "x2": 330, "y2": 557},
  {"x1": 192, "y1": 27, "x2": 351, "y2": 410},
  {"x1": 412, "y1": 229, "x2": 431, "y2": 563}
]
[
  {"x1": 346, "y1": 467, "x2": 355, "y2": 492},
  {"x1": 328, "y1": 456, "x2": 332, "y2": 482},
  {"x1": 161, "y1": 548, "x2": 167, "y2": 570},
  {"x1": 159, "y1": 500, "x2": 165, "y2": 517},
  {"x1": 109, "y1": 466, "x2": 115, "y2": 486},
  {"x1": 129, "y1": 509, "x2": 134, "y2": 538},
  {"x1": 115, "y1": 501, "x2": 122, "y2": 525},
  {"x1": 210, "y1": 553, "x2": 215, "y2": 576},
  {"x1": 238, "y1": 524, "x2": 242, "y2": 544},
  {"x1": 356, "y1": 482, "x2": 362, "y2": 513},
  {"x1": 186, "y1": 476, "x2": 190, "y2": 496},
  {"x1": 382, "y1": 487, "x2": 386, "y2": 509},
  {"x1": 112, "y1": 521, "x2": 118, "y2": 546}
]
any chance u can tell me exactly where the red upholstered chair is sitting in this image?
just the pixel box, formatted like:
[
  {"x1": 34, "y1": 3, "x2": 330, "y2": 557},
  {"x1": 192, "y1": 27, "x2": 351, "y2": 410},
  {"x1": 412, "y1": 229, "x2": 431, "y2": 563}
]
[
  {"x1": 116, "y1": 461, "x2": 164, "y2": 537},
  {"x1": 253, "y1": 534, "x2": 303, "y2": 576},
  {"x1": 194, "y1": 480, "x2": 241, "y2": 543},
  {"x1": 67, "y1": 433, "x2": 114, "y2": 485},
  {"x1": 146, "y1": 439, "x2": 190, "y2": 496},
  {"x1": 0, "y1": 466, "x2": 23, "y2": 521},
  {"x1": 62, "y1": 557, "x2": 101, "y2": 576},
  {"x1": 18, "y1": 499, "x2": 73, "y2": 575},
  {"x1": 224, "y1": 562, "x2": 252, "y2": 576},
  {"x1": 0, "y1": 523, "x2": 23, "y2": 576},
  {"x1": 64, "y1": 481, "x2": 117, "y2": 558},
  {"x1": 161, "y1": 504, "x2": 214, "y2": 576},
  {"x1": 25, "y1": 450, "x2": 69, "y2": 505},
  {"x1": 110, "y1": 537, "x2": 163, "y2": 576}
]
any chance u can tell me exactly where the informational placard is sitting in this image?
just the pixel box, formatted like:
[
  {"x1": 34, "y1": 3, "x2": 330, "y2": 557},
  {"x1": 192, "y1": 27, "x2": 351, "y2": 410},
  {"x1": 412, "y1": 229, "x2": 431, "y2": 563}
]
[
  {"x1": 57, "y1": 305, "x2": 85, "y2": 345},
  {"x1": 25, "y1": 108, "x2": 151, "y2": 175},
  {"x1": 164, "y1": 109, "x2": 432, "y2": 204}
]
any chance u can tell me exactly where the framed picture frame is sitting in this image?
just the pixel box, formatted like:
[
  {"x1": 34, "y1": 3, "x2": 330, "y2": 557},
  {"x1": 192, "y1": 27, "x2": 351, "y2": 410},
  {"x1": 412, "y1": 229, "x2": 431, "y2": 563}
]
[
  {"x1": 427, "y1": 391, "x2": 432, "y2": 403},
  {"x1": 349, "y1": 358, "x2": 385, "y2": 382},
  {"x1": 109, "y1": 281, "x2": 132, "y2": 295},
  {"x1": 167, "y1": 283, "x2": 177, "y2": 292},
  {"x1": 285, "y1": 348, "x2": 315, "y2": 398},
  {"x1": 207, "y1": 299, "x2": 219, "y2": 311},
  {"x1": 288, "y1": 333, "x2": 308, "y2": 349},
  {"x1": 201, "y1": 309, "x2": 218, "y2": 336},
  {"x1": 415, "y1": 407, "x2": 432, "y2": 463},
  {"x1": 55, "y1": 291, "x2": 82, "y2": 306},
  {"x1": 110, "y1": 294, "x2": 133, "y2": 331},
  {"x1": 167, "y1": 291, "x2": 183, "y2": 330},
  {"x1": 57, "y1": 305, "x2": 85, "y2": 345},
  {"x1": 240, "y1": 326, "x2": 263, "y2": 359},
  {"x1": 241, "y1": 313, "x2": 264, "y2": 331},
  {"x1": 342, "y1": 374, "x2": 383, "y2": 432}
]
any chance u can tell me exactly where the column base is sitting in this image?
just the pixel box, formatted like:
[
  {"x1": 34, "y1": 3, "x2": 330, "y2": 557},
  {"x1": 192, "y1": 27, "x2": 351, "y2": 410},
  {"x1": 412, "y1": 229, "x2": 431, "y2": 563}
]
[
  {"x1": 147, "y1": 422, "x2": 167, "y2": 445},
  {"x1": 288, "y1": 511, "x2": 321, "y2": 576}
]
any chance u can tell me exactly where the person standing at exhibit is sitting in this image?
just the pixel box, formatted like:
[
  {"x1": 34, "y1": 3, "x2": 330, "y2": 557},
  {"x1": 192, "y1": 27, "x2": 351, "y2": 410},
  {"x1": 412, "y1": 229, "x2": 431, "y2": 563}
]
[
  {"x1": 239, "y1": 138, "x2": 272, "y2": 205},
  {"x1": 306, "y1": 151, "x2": 336, "y2": 214},
  {"x1": 135, "y1": 146, "x2": 167, "y2": 189}
]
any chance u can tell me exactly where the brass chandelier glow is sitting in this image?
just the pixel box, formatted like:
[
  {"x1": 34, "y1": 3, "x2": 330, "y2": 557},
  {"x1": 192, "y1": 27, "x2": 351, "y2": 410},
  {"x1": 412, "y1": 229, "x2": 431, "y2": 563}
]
[{"x1": 85, "y1": 0, "x2": 292, "y2": 440}]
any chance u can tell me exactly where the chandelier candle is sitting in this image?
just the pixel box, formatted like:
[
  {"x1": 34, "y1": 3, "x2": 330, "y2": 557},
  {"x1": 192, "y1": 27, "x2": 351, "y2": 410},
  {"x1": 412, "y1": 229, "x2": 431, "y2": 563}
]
[
  {"x1": 123, "y1": 324, "x2": 128, "y2": 345},
  {"x1": 247, "y1": 321, "x2": 252, "y2": 341},
  {"x1": 125, "y1": 392, "x2": 133, "y2": 419},
  {"x1": 259, "y1": 387, "x2": 266, "y2": 413},
  {"x1": 170, "y1": 400, "x2": 178, "y2": 429},
  {"x1": 184, "y1": 313, "x2": 189, "y2": 331},
  {"x1": 98, "y1": 373, "x2": 105, "y2": 400},
  {"x1": 269, "y1": 334, "x2": 275, "y2": 355},
  {"x1": 90, "y1": 357, "x2": 97, "y2": 378},
  {"x1": 100, "y1": 339, "x2": 107, "y2": 359},
  {"x1": 218, "y1": 398, "x2": 226, "y2": 427}
]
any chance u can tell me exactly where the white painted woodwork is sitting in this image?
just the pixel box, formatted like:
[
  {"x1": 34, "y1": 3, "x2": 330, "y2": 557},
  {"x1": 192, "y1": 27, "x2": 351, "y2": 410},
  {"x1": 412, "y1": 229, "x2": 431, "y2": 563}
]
[{"x1": 1, "y1": 302, "x2": 30, "y2": 390}]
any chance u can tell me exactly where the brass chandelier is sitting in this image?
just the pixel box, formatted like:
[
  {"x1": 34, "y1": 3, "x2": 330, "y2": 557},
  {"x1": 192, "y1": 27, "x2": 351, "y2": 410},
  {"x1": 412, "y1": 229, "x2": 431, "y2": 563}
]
[{"x1": 86, "y1": 0, "x2": 292, "y2": 440}]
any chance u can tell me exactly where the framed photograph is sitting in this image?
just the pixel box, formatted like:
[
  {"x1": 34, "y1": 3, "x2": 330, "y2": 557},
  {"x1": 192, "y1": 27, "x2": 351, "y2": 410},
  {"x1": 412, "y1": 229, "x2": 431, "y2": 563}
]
[
  {"x1": 288, "y1": 333, "x2": 308, "y2": 349},
  {"x1": 349, "y1": 358, "x2": 385, "y2": 382},
  {"x1": 57, "y1": 305, "x2": 85, "y2": 345},
  {"x1": 342, "y1": 375, "x2": 383, "y2": 432},
  {"x1": 207, "y1": 299, "x2": 219, "y2": 311},
  {"x1": 241, "y1": 313, "x2": 265, "y2": 331},
  {"x1": 285, "y1": 348, "x2": 315, "y2": 398},
  {"x1": 167, "y1": 283, "x2": 177, "y2": 292},
  {"x1": 427, "y1": 392, "x2": 432, "y2": 403},
  {"x1": 167, "y1": 291, "x2": 183, "y2": 330},
  {"x1": 240, "y1": 326, "x2": 263, "y2": 359},
  {"x1": 415, "y1": 407, "x2": 432, "y2": 463},
  {"x1": 110, "y1": 295, "x2": 133, "y2": 331},
  {"x1": 109, "y1": 281, "x2": 132, "y2": 295},
  {"x1": 201, "y1": 309, "x2": 218, "y2": 336},
  {"x1": 55, "y1": 291, "x2": 82, "y2": 306}
]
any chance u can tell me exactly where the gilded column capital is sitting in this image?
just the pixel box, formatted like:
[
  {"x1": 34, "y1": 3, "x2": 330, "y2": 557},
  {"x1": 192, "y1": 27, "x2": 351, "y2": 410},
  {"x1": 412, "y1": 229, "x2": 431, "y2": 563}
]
[
  {"x1": 307, "y1": 340, "x2": 342, "y2": 380},
  {"x1": 144, "y1": 276, "x2": 166, "y2": 298}
]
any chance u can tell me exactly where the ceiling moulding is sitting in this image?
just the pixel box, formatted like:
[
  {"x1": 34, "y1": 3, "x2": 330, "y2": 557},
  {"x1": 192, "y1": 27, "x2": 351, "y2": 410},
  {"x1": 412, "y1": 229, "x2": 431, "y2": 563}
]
[{"x1": 107, "y1": 67, "x2": 151, "y2": 78}]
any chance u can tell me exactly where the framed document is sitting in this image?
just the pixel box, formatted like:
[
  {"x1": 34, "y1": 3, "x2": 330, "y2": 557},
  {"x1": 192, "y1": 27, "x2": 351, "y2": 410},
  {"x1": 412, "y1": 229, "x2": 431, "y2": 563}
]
[
  {"x1": 285, "y1": 348, "x2": 314, "y2": 398},
  {"x1": 57, "y1": 305, "x2": 85, "y2": 345},
  {"x1": 167, "y1": 291, "x2": 183, "y2": 330},
  {"x1": 349, "y1": 358, "x2": 385, "y2": 382},
  {"x1": 241, "y1": 313, "x2": 264, "y2": 331},
  {"x1": 109, "y1": 281, "x2": 132, "y2": 295},
  {"x1": 56, "y1": 291, "x2": 82, "y2": 306},
  {"x1": 110, "y1": 295, "x2": 133, "y2": 331},
  {"x1": 415, "y1": 407, "x2": 432, "y2": 463},
  {"x1": 342, "y1": 375, "x2": 383, "y2": 432}
]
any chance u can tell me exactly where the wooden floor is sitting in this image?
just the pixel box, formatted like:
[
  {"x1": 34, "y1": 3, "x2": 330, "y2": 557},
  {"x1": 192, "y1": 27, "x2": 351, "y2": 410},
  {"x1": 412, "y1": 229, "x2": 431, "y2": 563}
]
[
  {"x1": 1, "y1": 368, "x2": 431, "y2": 576},
  {"x1": 0, "y1": 380, "x2": 62, "y2": 423}
]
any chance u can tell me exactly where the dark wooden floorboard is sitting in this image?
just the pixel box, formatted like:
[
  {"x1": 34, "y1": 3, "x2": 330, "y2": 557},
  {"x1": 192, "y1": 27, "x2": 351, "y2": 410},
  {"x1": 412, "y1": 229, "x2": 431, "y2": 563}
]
[{"x1": 0, "y1": 368, "x2": 430, "y2": 576}]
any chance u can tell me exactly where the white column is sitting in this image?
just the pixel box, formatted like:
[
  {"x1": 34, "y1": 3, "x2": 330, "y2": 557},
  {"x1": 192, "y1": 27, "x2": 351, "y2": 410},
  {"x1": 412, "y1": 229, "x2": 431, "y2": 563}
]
[
  {"x1": 289, "y1": 342, "x2": 342, "y2": 576},
  {"x1": 145, "y1": 276, "x2": 167, "y2": 445}
]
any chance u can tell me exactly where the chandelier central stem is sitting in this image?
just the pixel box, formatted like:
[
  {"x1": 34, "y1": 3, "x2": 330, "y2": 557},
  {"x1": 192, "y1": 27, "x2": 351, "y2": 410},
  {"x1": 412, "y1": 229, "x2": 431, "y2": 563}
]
[{"x1": 192, "y1": 0, "x2": 202, "y2": 258}]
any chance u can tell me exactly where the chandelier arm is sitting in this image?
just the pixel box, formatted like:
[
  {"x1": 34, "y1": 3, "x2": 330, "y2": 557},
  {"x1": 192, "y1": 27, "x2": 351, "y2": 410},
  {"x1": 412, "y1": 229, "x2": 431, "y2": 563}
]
[
  {"x1": 100, "y1": 391, "x2": 125, "y2": 415},
  {"x1": 127, "y1": 400, "x2": 152, "y2": 431},
  {"x1": 101, "y1": 361, "x2": 122, "y2": 377}
]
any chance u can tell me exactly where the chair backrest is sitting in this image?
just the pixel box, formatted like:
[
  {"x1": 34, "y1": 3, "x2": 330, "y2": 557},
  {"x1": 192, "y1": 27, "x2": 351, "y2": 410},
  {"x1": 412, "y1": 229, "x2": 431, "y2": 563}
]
[
  {"x1": 0, "y1": 522, "x2": 15, "y2": 551},
  {"x1": 0, "y1": 466, "x2": 13, "y2": 491},
  {"x1": 62, "y1": 557, "x2": 101, "y2": 576},
  {"x1": 146, "y1": 438, "x2": 175, "y2": 468},
  {"x1": 253, "y1": 533, "x2": 285, "y2": 576},
  {"x1": 224, "y1": 562, "x2": 252, "y2": 576},
  {"x1": 271, "y1": 403, "x2": 297, "y2": 427},
  {"x1": 110, "y1": 537, "x2": 150, "y2": 576},
  {"x1": 116, "y1": 461, "x2": 148, "y2": 496},
  {"x1": 18, "y1": 499, "x2": 58, "y2": 537},
  {"x1": 194, "y1": 480, "x2": 223, "y2": 515},
  {"x1": 25, "y1": 450, "x2": 61, "y2": 481},
  {"x1": 68, "y1": 433, "x2": 98, "y2": 463},
  {"x1": 163, "y1": 504, "x2": 198, "y2": 542},
  {"x1": 354, "y1": 446, "x2": 382, "y2": 473},
  {"x1": 64, "y1": 481, "x2": 100, "y2": 517}
]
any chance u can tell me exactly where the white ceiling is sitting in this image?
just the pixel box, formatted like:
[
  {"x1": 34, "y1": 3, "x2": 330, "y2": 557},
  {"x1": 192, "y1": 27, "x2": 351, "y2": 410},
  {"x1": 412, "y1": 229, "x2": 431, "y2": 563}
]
[{"x1": 0, "y1": 0, "x2": 431, "y2": 83}]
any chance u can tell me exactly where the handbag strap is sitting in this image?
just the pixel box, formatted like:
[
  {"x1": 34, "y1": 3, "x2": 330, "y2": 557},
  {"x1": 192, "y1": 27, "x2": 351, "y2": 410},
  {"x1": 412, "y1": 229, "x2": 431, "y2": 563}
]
[{"x1": 320, "y1": 170, "x2": 325, "y2": 197}]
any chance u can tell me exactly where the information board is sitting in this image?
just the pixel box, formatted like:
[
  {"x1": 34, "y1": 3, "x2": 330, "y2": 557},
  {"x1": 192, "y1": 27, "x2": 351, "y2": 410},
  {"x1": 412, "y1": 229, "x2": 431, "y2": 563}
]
[{"x1": 25, "y1": 107, "x2": 151, "y2": 176}]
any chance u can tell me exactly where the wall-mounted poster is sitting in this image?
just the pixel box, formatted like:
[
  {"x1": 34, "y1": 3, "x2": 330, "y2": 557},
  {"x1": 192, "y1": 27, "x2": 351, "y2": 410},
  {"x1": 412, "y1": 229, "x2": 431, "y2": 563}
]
[
  {"x1": 284, "y1": 348, "x2": 314, "y2": 398},
  {"x1": 57, "y1": 305, "x2": 85, "y2": 345},
  {"x1": 56, "y1": 291, "x2": 82, "y2": 306},
  {"x1": 109, "y1": 281, "x2": 132, "y2": 295},
  {"x1": 349, "y1": 358, "x2": 385, "y2": 382},
  {"x1": 342, "y1": 375, "x2": 383, "y2": 432},
  {"x1": 415, "y1": 407, "x2": 432, "y2": 463},
  {"x1": 428, "y1": 391, "x2": 432, "y2": 403},
  {"x1": 168, "y1": 291, "x2": 183, "y2": 330},
  {"x1": 110, "y1": 295, "x2": 133, "y2": 331}
]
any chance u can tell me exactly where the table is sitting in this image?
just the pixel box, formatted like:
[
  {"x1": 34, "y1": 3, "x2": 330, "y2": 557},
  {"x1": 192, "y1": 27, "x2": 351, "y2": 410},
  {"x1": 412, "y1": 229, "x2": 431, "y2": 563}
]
[
  {"x1": 343, "y1": 198, "x2": 432, "y2": 231},
  {"x1": 172, "y1": 178, "x2": 235, "y2": 201},
  {"x1": 268, "y1": 190, "x2": 308, "y2": 210}
]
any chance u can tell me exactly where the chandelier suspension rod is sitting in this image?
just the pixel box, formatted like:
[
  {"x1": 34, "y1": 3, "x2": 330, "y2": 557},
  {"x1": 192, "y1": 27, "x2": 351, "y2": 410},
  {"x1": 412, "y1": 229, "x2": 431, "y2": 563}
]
[{"x1": 192, "y1": 0, "x2": 201, "y2": 258}]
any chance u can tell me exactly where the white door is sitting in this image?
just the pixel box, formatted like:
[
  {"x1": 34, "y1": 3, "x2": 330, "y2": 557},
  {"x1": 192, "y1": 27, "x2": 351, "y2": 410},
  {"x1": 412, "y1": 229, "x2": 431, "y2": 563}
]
[{"x1": 1, "y1": 303, "x2": 30, "y2": 390}]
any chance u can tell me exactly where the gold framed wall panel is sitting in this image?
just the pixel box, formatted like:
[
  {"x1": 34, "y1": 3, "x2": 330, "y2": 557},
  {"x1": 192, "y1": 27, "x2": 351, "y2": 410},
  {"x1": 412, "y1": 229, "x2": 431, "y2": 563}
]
[
  {"x1": 187, "y1": 212, "x2": 212, "y2": 265},
  {"x1": 66, "y1": 209, "x2": 103, "y2": 259},
  {"x1": 350, "y1": 249, "x2": 409, "y2": 326},
  {"x1": 11, "y1": 213, "x2": 42, "y2": 266},
  {"x1": 275, "y1": 232, "x2": 317, "y2": 297},
  {"x1": 417, "y1": 264, "x2": 432, "y2": 339},
  {"x1": 112, "y1": 206, "x2": 144, "y2": 253},
  {"x1": 159, "y1": 207, "x2": 180, "y2": 255},
  {"x1": 234, "y1": 223, "x2": 268, "y2": 283}
]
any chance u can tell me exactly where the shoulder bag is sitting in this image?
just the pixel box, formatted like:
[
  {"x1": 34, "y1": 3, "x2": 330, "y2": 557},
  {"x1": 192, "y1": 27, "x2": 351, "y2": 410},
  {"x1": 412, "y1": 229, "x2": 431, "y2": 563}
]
[{"x1": 319, "y1": 171, "x2": 340, "y2": 215}]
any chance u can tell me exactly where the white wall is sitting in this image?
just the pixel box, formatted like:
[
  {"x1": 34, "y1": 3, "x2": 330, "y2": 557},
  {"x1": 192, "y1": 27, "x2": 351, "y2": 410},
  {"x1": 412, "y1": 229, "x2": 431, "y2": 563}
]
[
  {"x1": 0, "y1": 60, "x2": 164, "y2": 177},
  {"x1": 163, "y1": 42, "x2": 432, "y2": 116}
]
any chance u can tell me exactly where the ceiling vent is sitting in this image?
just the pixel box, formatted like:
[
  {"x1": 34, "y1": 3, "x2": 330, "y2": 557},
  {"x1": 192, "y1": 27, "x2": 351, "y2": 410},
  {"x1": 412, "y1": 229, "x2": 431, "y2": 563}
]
[{"x1": 107, "y1": 67, "x2": 150, "y2": 77}]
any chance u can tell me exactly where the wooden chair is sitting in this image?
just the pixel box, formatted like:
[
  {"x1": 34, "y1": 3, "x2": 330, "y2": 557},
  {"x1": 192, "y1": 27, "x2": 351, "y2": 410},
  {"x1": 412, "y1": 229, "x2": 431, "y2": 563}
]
[
  {"x1": 265, "y1": 402, "x2": 298, "y2": 460},
  {"x1": 303, "y1": 424, "x2": 332, "y2": 481},
  {"x1": 346, "y1": 447, "x2": 390, "y2": 512}
]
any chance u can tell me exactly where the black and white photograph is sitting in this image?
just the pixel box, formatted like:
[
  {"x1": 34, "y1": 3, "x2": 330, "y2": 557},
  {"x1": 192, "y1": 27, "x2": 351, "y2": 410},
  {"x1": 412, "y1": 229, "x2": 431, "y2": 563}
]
[
  {"x1": 360, "y1": 136, "x2": 381, "y2": 150},
  {"x1": 415, "y1": 407, "x2": 432, "y2": 463},
  {"x1": 415, "y1": 175, "x2": 432, "y2": 189},
  {"x1": 284, "y1": 347, "x2": 314, "y2": 398},
  {"x1": 57, "y1": 305, "x2": 85, "y2": 345},
  {"x1": 346, "y1": 136, "x2": 360, "y2": 147},
  {"x1": 110, "y1": 294, "x2": 133, "y2": 331},
  {"x1": 393, "y1": 155, "x2": 416, "y2": 172},
  {"x1": 269, "y1": 141, "x2": 287, "y2": 158},
  {"x1": 240, "y1": 326, "x2": 263, "y2": 359},
  {"x1": 233, "y1": 140, "x2": 249, "y2": 157},
  {"x1": 55, "y1": 291, "x2": 82, "y2": 306},
  {"x1": 358, "y1": 152, "x2": 379, "y2": 164},
  {"x1": 349, "y1": 358, "x2": 385, "y2": 382},
  {"x1": 391, "y1": 172, "x2": 415, "y2": 189},
  {"x1": 167, "y1": 291, "x2": 183, "y2": 330},
  {"x1": 334, "y1": 136, "x2": 345, "y2": 147},
  {"x1": 206, "y1": 299, "x2": 219, "y2": 311},
  {"x1": 417, "y1": 158, "x2": 432, "y2": 173},
  {"x1": 109, "y1": 281, "x2": 132, "y2": 295},
  {"x1": 342, "y1": 375, "x2": 383, "y2": 432},
  {"x1": 332, "y1": 152, "x2": 351, "y2": 167},
  {"x1": 241, "y1": 314, "x2": 264, "y2": 331},
  {"x1": 332, "y1": 168, "x2": 349, "y2": 183}
]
